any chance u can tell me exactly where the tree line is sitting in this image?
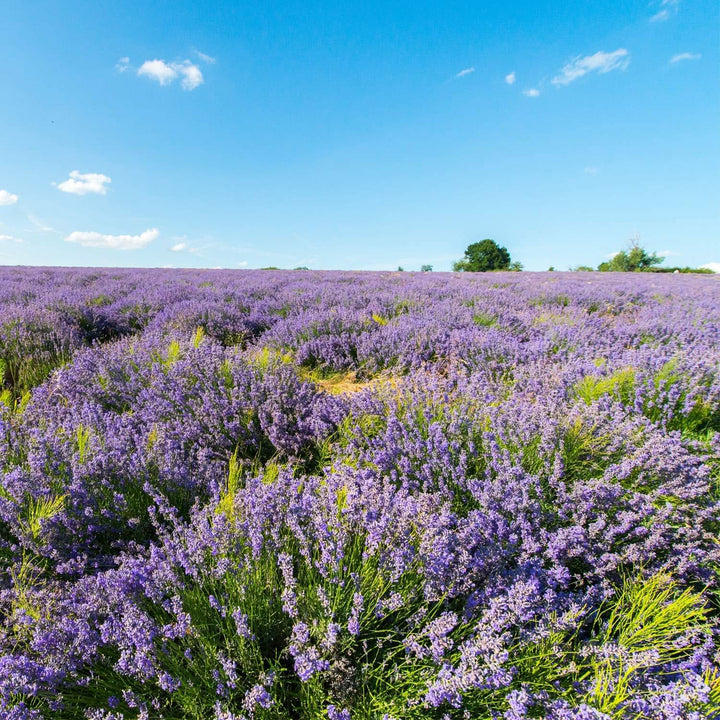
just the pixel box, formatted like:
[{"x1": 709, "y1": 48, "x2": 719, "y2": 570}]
[{"x1": 446, "y1": 238, "x2": 713, "y2": 274}]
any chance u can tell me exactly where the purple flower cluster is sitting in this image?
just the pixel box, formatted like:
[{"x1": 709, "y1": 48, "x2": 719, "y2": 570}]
[{"x1": 0, "y1": 267, "x2": 718, "y2": 719}]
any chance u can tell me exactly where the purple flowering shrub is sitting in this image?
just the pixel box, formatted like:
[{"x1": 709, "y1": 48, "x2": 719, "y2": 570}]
[{"x1": 0, "y1": 268, "x2": 718, "y2": 719}]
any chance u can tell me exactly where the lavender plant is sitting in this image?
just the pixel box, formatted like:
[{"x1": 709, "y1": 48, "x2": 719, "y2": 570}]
[{"x1": 0, "y1": 267, "x2": 718, "y2": 719}]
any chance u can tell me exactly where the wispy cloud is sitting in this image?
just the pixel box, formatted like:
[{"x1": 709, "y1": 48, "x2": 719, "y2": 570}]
[
  {"x1": 657, "y1": 249, "x2": 679, "y2": 257},
  {"x1": 55, "y1": 171, "x2": 111, "y2": 196},
  {"x1": 650, "y1": 0, "x2": 680, "y2": 23},
  {"x1": 136, "y1": 58, "x2": 205, "y2": 90},
  {"x1": 27, "y1": 215, "x2": 54, "y2": 232},
  {"x1": 116, "y1": 56, "x2": 130, "y2": 73},
  {"x1": 584, "y1": 166, "x2": 599, "y2": 175},
  {"x1": 65, "y1": 227, "x2": 159, "y2": 250},
  {"x1": 0, "y1": 190, "x2": 18, "y2": 206},
  {"x1": 505, "y1": 71, "x2": 516, "y2": 85},
  {"x1": 670, "y1": 52, "x2": 701, "y2": 64},
  {"x1": 523, "y1": 88, "x2": 540, "y2": 97},
  {"x1": 170, "y1": 237, "x2": 203, "y2": 254},
  {"x1": 455, "y1": 67, "x2": 475, "y2": 78},
  {"x1": 0, "y1": 234, "x2": 23, "y2": 243},
  {"x1": 193, "y1": 49, "x2": 216, "y2": 64},
  {"x1": 237, "y1": 261, "x2": 248, "y2": 267},
  {"x1": 552, "y1": 49, "x2": 630, "y2": 86}
]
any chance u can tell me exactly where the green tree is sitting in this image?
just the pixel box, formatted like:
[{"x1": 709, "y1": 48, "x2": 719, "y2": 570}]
[
  {"x1": 453, "y1": 239, "x2": 512, "y2": 272},
  {"x1": 420, "y1": 264, "x2": 433, "y2": 272},
  {"x1": 597, "y1": 240, "x2": 664, "y2": 272}
]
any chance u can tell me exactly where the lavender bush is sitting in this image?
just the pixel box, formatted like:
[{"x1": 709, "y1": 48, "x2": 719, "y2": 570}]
[{"x1": 0, "y1": 267, "x2": 718, "y2": 719}]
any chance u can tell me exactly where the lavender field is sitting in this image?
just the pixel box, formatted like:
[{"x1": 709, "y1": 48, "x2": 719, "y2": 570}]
[{"x1": 0, "y1": 267, "x2": 719, "y2": 720}]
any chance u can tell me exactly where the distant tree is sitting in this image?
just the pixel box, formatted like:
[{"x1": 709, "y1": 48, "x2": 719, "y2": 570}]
[
  {"x1": 597, "y1": 239, "x2": 664, "y2": 272},
  {"x1": 573, "y1": 265, "x2": 595, "y2": 272},
  {"x1": 509, "y1": 261, "x2": 523, "y2": 272},
  {"x1": 397, "y1": 266, "x2": 405, "y2": 272},
  {"x1": 548, "y1": 266, "x2": 555, "y2": 272},
  {"x1": 453, "y1": 239, "x2": 512, "y2": 272},
  {"x1": 293, "y1": 266, "x2": 310, "y2": 270},
  {"x1": 420, "y1": 264, "x2": 433, "y2": 272}
]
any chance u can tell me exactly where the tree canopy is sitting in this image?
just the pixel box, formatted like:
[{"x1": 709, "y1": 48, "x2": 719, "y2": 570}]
[
  {"x1": 453, "y1": 239, "x2": 513, "y2": 272},
  {"x1": 597, "y1": 241, "x2": 663, "y2": 272}
]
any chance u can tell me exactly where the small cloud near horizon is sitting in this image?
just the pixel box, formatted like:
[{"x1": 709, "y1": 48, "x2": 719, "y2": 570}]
[
  {"x1": 65, "y1": 227, "x2": 159, "y2": 250},
  {"x1": 523, "y1": 88, "x2": 540, "y2": 97},
  {"x1": 55, "y1": 171, "x2": 111, "y2": 196},
  {"x1": 657, "y1": 250, "x2": 680, "y2": 257},
  {"x1": 455, "y1": 67, "x2": 475, "y2": 78},
  {"x1": 670, "y1": 52, "x2": 701, "y2": 64},
  {"x1": 701, "y1": 262, "x2": 720, "y2": 273},
  {"x1": 505, "y1": 71, "x2": 516, "y2": 85},
  {"x1": 0, "y1": 190, "x2": 19, "y2": 206},
  {"x1": 170, "y1": 240, "x2": 202, "y2": 253},
  {"x1": 552, "y1": 49, "x2": 630, "y2": 86},
  {"x1": 0, "y1": 234, "x2": 23, "y2": 243}
]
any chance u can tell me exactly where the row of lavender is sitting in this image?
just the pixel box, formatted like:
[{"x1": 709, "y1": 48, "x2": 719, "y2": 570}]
[{"x1": 0, "y1": 267, "x2": 719, "y2": 719}]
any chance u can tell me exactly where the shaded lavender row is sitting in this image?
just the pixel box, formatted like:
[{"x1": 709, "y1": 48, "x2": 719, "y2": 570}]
[{"x1": 0, "y1": 267, "x2": 718, "y2": 719}]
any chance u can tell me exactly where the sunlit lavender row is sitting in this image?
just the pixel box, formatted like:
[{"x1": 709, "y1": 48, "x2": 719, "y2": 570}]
[{"x1": 1, "y1": 267, "x2": 718, "y2": 720}]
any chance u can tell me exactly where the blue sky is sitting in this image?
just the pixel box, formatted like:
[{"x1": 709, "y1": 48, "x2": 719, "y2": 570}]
[{"x1": 0, "y1": 0, "x2": 718, "y2": 271}]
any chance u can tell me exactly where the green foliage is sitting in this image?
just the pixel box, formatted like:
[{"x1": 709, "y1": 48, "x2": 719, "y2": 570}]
[
  {"x1": 453, "y1": 239, "x2": 513, "y2": 272},
  {"x1": 575, "y1": 367, "x2": 637, "y2": 406},
  {"x1": 420, "y1": 264, "x2": 433, "y2": 272},
  {"x1": 472, "y1": 312, "x2": 497, "y2": 327},
  {"x1": 19, "y1": 494, "x2": 66, "y2": 542},
  {"x1": 586, "y1": 573, "x2": 713, "y2": 717},
  {"x1": 598, "y1": 240, "x2": 664, "y2": 272}
]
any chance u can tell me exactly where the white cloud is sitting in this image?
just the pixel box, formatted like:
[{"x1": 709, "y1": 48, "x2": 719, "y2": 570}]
[
  {"x1": 137, "y1": 58, "x2": 204, "y2": 90},
  {"x1": 650, "y1": 0, "x2": 679, "y2": 22},
  {"x1": 65, "y1": 227, "x2": 159, "y2": 250},
  {"x1": 584, "y1": 166, "x2": 599, "y2": 175},
  {"x1": 455, "y1": 67, "x2": 475, "y2": 78},
  {"x1": 55, "y1": 170, "x2": 111, "y2": 196},
  {"x1": 237, "y1": 260, "x2": 248, "y2": 267},
  {"x1": 657, "y1": 249, "x2": 679, "y2": 257},
  {"x1": 0, "y1": 190, "x2": 18, "y2": 206},
  {"x1": 194, "y1": 49, "x2": 216, "y2": 64},
  {"x1": 552, "y1": 49, "x2": 630, "y2": 86},
  {"x1": 505, "y1": 71, "x2": 516, "y2": 85},
  {"x1": 138, "y1": 59, "x2": 179, "y2": 86},
  {"x1": 670, "y1": 52, "x2": 701, "y2": 64},
  {"x1": 0, "y1": 234, "x2": 23, "y2": 243},
  {"x1": 701, "y1": 263, "x2": 720, "y2": 273},
  {"x1": 177, "y1": 62, "x2": 204, "y2": 90},
  {"x1": 523, "y1": 88, "x2": 540, "y2": 97},
  {"x1": 170, "y1": 240, "x2": 203, "y2": 254},
  {"x1": 116, "y1": 57, "x2": 130, "y2": 72}
]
